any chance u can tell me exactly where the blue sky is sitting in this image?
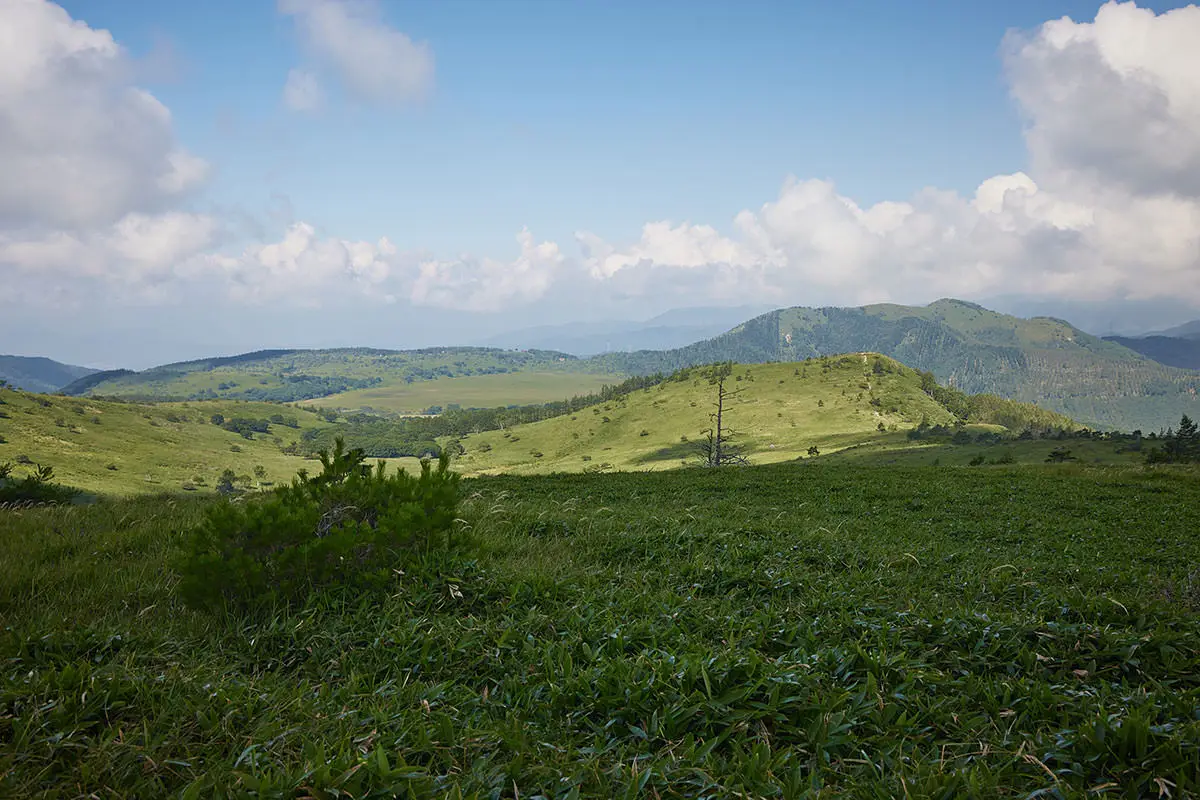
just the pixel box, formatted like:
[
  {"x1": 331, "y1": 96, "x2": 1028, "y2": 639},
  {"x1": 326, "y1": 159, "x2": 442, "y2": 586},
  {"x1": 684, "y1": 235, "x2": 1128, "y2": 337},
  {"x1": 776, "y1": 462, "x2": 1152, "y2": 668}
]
[
  {"x1": 57, "y1": 0, "x2": 1162, "y2": 253},
  {"x1": 3, "y1": 1, "x2": 1200, "y2": 365}
]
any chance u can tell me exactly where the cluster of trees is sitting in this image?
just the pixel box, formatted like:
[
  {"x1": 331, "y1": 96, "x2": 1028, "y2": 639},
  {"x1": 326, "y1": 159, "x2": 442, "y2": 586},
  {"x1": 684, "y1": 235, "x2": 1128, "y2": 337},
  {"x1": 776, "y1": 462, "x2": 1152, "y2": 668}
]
[
  {"x1": 1146, "y1": 415, "x2": 1200, "y2": 464},
  {"x1": 194, "y1": 375, "x2": 382, "y2": 403},
  {"x1": 208, "y1": 413, "x2": 298, "y2": 439},
  {"x1": 914, "y1": 370, "x2": 1077, "y2": 431}
]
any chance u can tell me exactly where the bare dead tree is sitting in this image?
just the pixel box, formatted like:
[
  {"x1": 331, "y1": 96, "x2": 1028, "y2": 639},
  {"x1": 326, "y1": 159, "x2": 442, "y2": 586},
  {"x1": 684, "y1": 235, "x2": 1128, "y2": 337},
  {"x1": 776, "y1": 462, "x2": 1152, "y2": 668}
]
[{"x1": 695, "y1": 362, "x2": 749, "y2": 467}]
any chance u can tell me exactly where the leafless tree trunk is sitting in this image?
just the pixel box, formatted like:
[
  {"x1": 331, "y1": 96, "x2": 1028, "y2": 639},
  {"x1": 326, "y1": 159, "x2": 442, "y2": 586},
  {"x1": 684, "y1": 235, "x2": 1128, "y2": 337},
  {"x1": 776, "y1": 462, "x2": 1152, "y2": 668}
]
[{"x1": 696, "y1": 363, "x2": 748, "y2": 467}]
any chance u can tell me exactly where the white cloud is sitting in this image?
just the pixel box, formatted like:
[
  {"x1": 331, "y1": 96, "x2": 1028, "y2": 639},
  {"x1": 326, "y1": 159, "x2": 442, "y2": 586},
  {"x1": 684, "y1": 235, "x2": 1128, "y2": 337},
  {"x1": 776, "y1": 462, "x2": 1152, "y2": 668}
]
[
  {"x1": 6, "y1": 0, "x2": 1200, "y2": 323},
  {"x1": 413, "y1": 229, "x2": 565, "y2": 311},
  {"x1": 191, "y1": 224, "x2": 564, "y2": 312},
  {"x1": 0, "y1": 212, "x2": 219, "y2": 280},
  {"x1": 1005, "y1": 1, "x2": 1200, "y2": 198},
  {"x1": 279, "y1": 0, "x2": 433, "y2": 107},
  {"x1": 572, "y1": 1, "x2": 1200, "y2": 309},
  {"x1": 282, "y1": 68, "x2": 324, "y2": 112},
  {"x1": 0, "y1": 0, "x2": 208, "y2": 231},
  {"x1": 206, "y1": 222, "x2": 399, "y2": 305}
]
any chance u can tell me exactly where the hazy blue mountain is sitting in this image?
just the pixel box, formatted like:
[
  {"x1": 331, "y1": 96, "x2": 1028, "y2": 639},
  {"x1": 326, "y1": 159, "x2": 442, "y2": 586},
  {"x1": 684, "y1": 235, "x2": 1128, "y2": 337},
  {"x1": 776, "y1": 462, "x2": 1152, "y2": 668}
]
[
  {"x1": 982, "y1": 294, "x2": 1200, "y2": 337},
  {"x1": 1149, "y1": 320, "x2": 1200, "y2": 340},
  {"x1": 1104, "y1": 336, "x2": 1200, "y2": 370},
  {"x1": 484, "y1": 305, "x2": 774, "y2": 355},
  {"x1": 0, "y1": 355, "x2": 98, "y2": 394}
]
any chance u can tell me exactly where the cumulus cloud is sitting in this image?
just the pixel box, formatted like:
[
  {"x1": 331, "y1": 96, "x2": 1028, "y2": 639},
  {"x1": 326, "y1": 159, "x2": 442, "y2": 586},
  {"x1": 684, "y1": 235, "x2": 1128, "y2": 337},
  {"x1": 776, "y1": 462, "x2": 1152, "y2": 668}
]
[
  {"x1": 0, "y1": 0, "x2": 209, "y2": 231},
  {"x1": 198, "y1": 224, "x2": 564, "y2": 312},
  {"x1": 0, "y1": 0, "x2": 218, "y2": 308},
  {"x1": 279, "y1": 0, "x2": 433, "y2": 108},
  {"x1": 1006, "y1": 1, "x2": 1200, "y2": 198},
  {"x1": 413, "y1": 229, "x2": 565, "y2": 311},
  {"x1": 573, "y1": 1, "x2": 1200, "y2": 309},
  {"x1": 207, "y1": 222, "x2": 400, "y2": 305}
]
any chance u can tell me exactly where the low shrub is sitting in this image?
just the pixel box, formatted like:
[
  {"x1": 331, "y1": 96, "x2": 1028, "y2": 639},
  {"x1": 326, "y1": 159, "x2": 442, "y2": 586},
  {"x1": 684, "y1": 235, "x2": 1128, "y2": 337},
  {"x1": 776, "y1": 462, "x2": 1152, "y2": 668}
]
[
  {"x1": 177, "y1": 437, "x2": 461, "y2": 611},
  {"x1": 0, "y1": 462, "x2": 78, "y2": 506}
]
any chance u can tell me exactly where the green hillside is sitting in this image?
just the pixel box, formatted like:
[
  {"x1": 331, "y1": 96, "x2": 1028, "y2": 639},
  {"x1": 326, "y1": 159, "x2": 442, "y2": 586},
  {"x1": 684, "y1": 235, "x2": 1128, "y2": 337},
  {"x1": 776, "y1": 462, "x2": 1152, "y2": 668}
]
[
  {"x1": 456, "y1": 355, "x2": 1077, "y2": 475},
  {"x1": 0, "y1": 387, "x2": 339, "y2": 495},
  {"x1": 61, "y1": 346, "x2": 601, "y2": 404},
  {"x1": 0, "y1": 355, "x2": 97, "y2": 394},
  {"x1": 592, "y1": 299, "x2": 1200, "y2": 431},
  {"x1": 303, "y1": 370, "x2": 619, "y2": 414}
]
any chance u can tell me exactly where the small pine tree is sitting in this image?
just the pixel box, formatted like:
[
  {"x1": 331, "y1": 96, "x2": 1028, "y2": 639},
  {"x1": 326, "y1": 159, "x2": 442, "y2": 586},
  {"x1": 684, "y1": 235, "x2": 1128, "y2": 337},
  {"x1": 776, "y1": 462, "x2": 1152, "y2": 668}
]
[{"x1": 1178, "y1": 414, "x2": 1199, "y2": 462}]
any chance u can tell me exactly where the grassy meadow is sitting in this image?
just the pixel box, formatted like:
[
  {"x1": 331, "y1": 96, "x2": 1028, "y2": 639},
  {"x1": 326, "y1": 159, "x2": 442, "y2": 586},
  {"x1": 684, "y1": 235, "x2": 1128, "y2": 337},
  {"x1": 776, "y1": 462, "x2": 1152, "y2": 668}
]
[
  {"x1": 305, "y1": 371, "x2": 620, "y2": 415},
  {"x1": 3, "y1": 461, "x2": 1200, "y2": 797},
  {"x1": 0, "y1": 388, "x2": 329, "y2": 495}
]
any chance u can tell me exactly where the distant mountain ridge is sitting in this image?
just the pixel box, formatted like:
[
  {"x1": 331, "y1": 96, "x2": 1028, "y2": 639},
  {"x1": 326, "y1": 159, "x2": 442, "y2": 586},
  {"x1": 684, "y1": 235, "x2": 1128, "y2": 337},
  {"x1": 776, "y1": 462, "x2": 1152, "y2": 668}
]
[
  {"x1": 589, "y1": 299, "x2": 1199, "y2": 431},
  {"x1": 39, "y1": 299, "x2": 1200, "y2": 432},
  {"x1": 1102, "y1": 336, "x2": 1200, "y2": 371},
  {"x1": 1148, "y1": 320, "x2": 1200, "y2": 340},
  {"x1": 0, "y1": 355, "x2": 98, "y2": 393}
]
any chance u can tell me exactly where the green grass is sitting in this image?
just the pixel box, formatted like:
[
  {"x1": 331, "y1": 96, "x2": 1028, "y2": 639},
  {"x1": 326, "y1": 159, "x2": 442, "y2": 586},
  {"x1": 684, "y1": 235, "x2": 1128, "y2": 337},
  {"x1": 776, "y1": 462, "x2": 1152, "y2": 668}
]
[
  {"x1": 0, "y1": 388, "x2": 328, "y2": 495},
  {"x1": 305, "y1": 371, "x2": 620, "y2": 414},
  {"x1": 820, "y1": 431, "x2": 1150, "y2": 467},
  {"x1": 3, "y1": 461, "x2": 1200, "y2": 797}
]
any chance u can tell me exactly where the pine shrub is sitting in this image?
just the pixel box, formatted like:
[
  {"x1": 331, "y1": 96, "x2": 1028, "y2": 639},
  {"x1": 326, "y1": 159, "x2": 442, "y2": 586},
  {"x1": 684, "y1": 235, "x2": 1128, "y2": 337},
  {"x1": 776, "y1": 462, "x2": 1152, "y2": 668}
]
[
  {"x1": 177, "y1": 437, "x2": 461, "y2": 611},
  {"x1": 0, "y1": 462, "x2": 78, "y2": 505}
]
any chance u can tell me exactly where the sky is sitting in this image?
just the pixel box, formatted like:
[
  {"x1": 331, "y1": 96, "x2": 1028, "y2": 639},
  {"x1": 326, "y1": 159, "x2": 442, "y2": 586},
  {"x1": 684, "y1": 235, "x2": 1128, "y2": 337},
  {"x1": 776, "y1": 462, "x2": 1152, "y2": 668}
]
[{"x1": 2, "y1": 0, "x2": 1200, "y2": 368}]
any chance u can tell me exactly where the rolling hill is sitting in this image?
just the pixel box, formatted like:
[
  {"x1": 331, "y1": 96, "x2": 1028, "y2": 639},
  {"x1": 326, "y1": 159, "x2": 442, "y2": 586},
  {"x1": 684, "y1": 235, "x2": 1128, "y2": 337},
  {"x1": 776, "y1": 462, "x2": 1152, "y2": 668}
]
[
  {"x1": 456, "y1": 355, "x2": 1079, "y2": 475},
  {"x1": 0, "y1": 355, "x2": 97, "y2": 394},
  {"x1": 0, "y1": 386, "x2": 340, "y2": 495},
  {"x1": 590, "y1": 299, "x2": 1200, "y2": 431},
  {"x1": 59, "y1": 346, "x2": 607, "y2": 405}
]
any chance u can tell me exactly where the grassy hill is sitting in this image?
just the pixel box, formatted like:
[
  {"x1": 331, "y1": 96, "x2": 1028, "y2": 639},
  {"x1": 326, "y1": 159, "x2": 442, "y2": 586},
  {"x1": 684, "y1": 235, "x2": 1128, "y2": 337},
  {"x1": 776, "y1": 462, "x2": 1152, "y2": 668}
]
[
  {"x1": 591, "y1": 299, "x2": 1200, "y2": 431},
  {"x1": 0, "y1": 387, "x2": 341, "y2": 495},
  {"x1": 0, "y1": 355, "x2": 97, "y2": 394},
  {"x1": 456, "y1": 355, "x2": 1077, "y2": 475},
  {"x1": 62, "y1": 347, "x2": 609, "y2": 405}
]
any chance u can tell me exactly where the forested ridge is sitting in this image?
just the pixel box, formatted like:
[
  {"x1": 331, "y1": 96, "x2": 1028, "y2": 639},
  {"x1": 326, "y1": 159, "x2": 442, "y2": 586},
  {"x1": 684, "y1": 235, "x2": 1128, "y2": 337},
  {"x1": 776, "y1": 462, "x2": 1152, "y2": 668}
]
[{"x1": 590, "y1": 300, "x2": 1199, "y2": 430}]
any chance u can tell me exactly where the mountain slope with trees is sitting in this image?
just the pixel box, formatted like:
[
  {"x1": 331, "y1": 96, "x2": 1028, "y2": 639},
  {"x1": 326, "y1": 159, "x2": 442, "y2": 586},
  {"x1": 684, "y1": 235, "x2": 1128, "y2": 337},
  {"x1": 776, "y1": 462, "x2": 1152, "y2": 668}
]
[
  {"x1": 0, "y1": 355, "x2": 98, "y2": 394},
  {"x1": 589, "y1": 299, "x2": 1199, "y2": 431}
]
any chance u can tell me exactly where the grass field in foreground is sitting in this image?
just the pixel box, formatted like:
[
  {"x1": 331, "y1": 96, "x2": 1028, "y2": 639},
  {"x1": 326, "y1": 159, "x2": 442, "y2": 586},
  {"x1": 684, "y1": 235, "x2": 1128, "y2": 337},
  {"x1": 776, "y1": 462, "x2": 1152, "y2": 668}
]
[
  {"x1": 2, "y1": 461, "x2": 1199, "y2": 797},
  {"x1": 304, "y1": 371, "x2": 621, "y2": 414}
]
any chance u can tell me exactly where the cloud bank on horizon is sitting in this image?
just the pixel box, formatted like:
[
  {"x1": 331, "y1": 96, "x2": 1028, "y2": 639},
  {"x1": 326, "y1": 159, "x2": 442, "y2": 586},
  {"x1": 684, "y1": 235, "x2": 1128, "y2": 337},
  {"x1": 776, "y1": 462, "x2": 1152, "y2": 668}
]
[{"x1": 1, "y1": 0, "x2": 1199, "y2": 324}]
